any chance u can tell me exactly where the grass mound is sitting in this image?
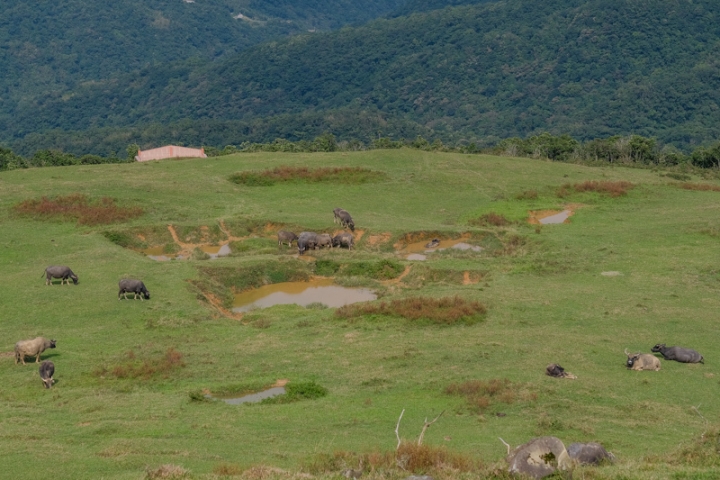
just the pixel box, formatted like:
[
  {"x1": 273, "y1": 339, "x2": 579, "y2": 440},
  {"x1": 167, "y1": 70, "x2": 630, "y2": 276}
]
[
  {"x1": 93, "y1": 348, "x2": 185, "y2": 380},
  {"x1": 676, "y1": 182, "x2": 720, "y2": 192},
  {"x1": 468, "y1": 213, "x2": 512, "y2": 227},
  {"x1": 14, "y1": 193, "x2": 143, "y2": 225},
  {"x1": 336, "y1": 296, "x2": 486, "y2": 325},
  {"x1": 316, "y1": 259, "x2": 405, "y2": 280},
  {"x1": 229, "y1": 166, "x2": 385, "y2": 186},
  {"x1": 260, "y1": 381, "x2": 328, "y2": 405},
  {"x1": 445, "y1": 378, "x2": 537, "y2": 413},
  {"x1": 557, "y1": 180, "x2": 635, "y2": 198}
]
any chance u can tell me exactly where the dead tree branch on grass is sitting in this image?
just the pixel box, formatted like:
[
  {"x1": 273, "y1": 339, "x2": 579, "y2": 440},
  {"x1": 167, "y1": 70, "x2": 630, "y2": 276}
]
[
  {"x1": 417, "y1": 411, "x2": 445, "y2": 446},
  {"x1": 395, "y1": 409, "x2": 405, "y2": 450}
]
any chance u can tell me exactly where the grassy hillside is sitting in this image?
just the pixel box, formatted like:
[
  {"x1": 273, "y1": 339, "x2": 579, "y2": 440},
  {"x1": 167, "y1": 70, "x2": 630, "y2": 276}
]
[
  {"x1": 1, "y1": 150, "x2": 720, "y2": 478},
  {"x1": 8, "y1": 0, "x2": 720, "y2": 155}
]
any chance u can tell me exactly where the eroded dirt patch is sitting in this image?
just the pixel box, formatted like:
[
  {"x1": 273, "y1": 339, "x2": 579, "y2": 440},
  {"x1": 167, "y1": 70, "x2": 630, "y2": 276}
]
[{"x1": 528, "y1": 209, "x2": 573, "y2": 225}]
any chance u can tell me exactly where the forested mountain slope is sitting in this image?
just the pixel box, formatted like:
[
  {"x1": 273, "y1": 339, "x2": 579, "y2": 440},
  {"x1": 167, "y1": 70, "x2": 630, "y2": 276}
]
[
  {"x1": 0, "y1": 0, "x2": 404, "y2": 114},
  {"x1": 5, "y1": 0, "x2": 720, "y2": 154}
]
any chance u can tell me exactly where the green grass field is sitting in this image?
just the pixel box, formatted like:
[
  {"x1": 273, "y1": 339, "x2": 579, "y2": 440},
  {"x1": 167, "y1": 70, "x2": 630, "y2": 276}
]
[{"x1": 2, "y1": 149, "x2": 720, "y2": 479}]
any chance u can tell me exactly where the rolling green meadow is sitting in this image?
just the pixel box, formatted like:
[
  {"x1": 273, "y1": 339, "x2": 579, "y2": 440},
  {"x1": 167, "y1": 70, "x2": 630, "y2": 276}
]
[{"x1": 2, "y1": 149, "x2": 720, "y2": 479}]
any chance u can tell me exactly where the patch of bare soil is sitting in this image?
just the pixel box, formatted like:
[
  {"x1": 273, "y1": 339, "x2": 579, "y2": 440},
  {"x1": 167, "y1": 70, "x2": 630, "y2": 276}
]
[
  {"x1": 528, "y1": 209, "x2": 573, "y2": 225},
  {"x1": 353, "y1": 229, "x2": 366, "y2": 242},
  {"x1": 367, "y1": 232, "x2": 392, "y2": 246},
  {"x1": 197, "y1": 289, "x2": 244, "y2": 321},
  {"x1": 0, "y1": 351, "x2": 14, "y2": 358},
  {"x1": 462, "y1": 271, "x2": 480, "y2": 285},
  {"x1": 383, "y1": 265, "x2": 412, "y2": 285}
]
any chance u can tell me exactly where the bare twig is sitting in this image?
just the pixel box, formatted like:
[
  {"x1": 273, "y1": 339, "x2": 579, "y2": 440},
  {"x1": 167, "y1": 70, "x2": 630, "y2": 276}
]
[
  {"x1": 395, "y1": 409, "x2": 405, "y2": 450},
  {"x1": 692, "y1": 403, "x2": 708, "y2": 425},
  {"x1": 417, "y1": 410, "x2": 444, "y2": 446},
  {"x1": 499, "y1": 437, "x2": 511, "y2": 456}
]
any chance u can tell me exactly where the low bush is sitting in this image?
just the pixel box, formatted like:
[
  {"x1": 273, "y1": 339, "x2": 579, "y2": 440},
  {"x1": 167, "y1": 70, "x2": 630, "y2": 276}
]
[
  {"x1": 469, "y1": 213, "x2": 512, "y2": 227},
  {"x1": 557, "y1": 180, "x2": 635, "y2": 198},
  {"x1": 261, "y1": 381, "x2": 328, "y2": 404},
  {"x1": 676, "y1": 182, "x2": 720, "y2": 192},
  {"x1": 445, "y1": 378, "x2": 537, "y2": 413},
  {"x1": 229, "y1": 166, "x2": 385, "y2": 186},
  {"x1": 515, "y1": 190, "x2": 539, "y2": 200},
  {"x1": 14, "y1": 193, "x2": 143, "y2": 225},
  {"x1": 144, "y1": 464, "x2": 190, "y2": 480},
  {"x1": 336, "y1": 296, "x2": 486, "y2": 325}
]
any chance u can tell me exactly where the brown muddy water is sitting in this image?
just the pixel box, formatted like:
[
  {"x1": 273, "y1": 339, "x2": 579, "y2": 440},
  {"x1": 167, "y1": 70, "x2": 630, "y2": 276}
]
[
  {"x1": 207, "y1": 386, "x2": 287, "y2": 405},
  {"x1": 232, "y1": 278, "x2": 376, "y2": 313},
  {"x1": 402, "y1": 238, "x2": 483, "y2": 257}
]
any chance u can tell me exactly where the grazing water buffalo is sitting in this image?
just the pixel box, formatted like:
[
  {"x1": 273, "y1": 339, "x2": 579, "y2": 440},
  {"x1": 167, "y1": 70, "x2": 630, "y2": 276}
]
[
  {"x1": 625, "y1": 349, "x2": 661, "y2": 371},
  {"x1": 39, "y1": 361, "x2": 55, "y2": 388},
  {"x1": 332, "y1": 232, "x2": 354, "y2": 249},
  {"x1": 333, "y1": 208, "x2": 355, "y2": 231},
  {"x1": 652, "y1": 343, "x2": 704, "y2": 364},
  {"x1": 43, "y1": 265, "x2": 78, "y2": 285},
  {"x1": 118, "y1": 279, "x2": 150, "y2": 300},
  {"x1": 567, "y1": 442, "x2": 614, "y2": 465},
  {"x1": 277, "y1": 230, "x2": 298, "y2": 247},
  {"x1": 297, "y1": 232, "x2": 318, "y2": 255},
  {"x1": 316, "y1": 233, "x2": 333, "y2": 248},
  {"x1": 15, "y1": 337, "x2": 56, "y2": 365}
]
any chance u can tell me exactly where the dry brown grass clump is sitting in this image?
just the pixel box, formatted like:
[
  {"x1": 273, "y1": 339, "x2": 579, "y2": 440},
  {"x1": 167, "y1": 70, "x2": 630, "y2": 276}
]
[
  {"x1": 445, "y1": 379, "x2": 538, "y2": 412},
  {"x1": 515, "y1": 189, "x2": 539, "y2": 200},
  {"x1": 145, "y1": 464, "x2": 190, "y2": 479},
  {"x1": 676, "y1": 182, "x2": 720, "y2": 192},
  {"x1": 556, "y1": 180, "x2": 634, "y2": 198},
  {"x1": 230, "y1": 166, "x2": 384, "y2": 186},
  {"x1": 94, "y1": 348, "x2": 185, "y2": 380},
  {"x1": 14, "y1": 193, "x2": 143, "y2": 225},
  {"x1": 469, "y1": 213, "x2": 512, "y2": 227},
  {"x1": 335, "y1": 296, "x2": 486, "y2": 325}
]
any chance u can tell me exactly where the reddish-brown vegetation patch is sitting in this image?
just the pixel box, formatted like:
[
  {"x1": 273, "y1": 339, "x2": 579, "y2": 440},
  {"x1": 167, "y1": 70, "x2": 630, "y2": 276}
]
[
  {"x1": 336, "y1": 296, "x2": 486, "y2": 325},
  {"x1": 557, "y1": 180, "x2": 634, "y2": 198},
  {"x1": 445, "y1": 378, "x2": 537, "y2": 412},
  {"x1": 515, "y1": 189, "x2": 539, "y2": 200},
  {"x1": 229, "y1": 166, "x2": 385, "y2": 186},
  {"x1": 676, "y1": 182, "x2": 720, "y2": 192},
  {"x1": 468, "y1": 213, "x2": 512, "y2": 227},
  {"x1": 93, "y1": 348, "x2": 185, "y2": 380},
  {"x1": 14, "y1": 193, "x2": 143, "y2": 225}
]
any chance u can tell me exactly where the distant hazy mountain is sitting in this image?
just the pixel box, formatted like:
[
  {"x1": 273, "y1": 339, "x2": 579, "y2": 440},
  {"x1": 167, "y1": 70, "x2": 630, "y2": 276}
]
[{"x1": 5, "y1": 0, "x2": 720, "y2": 154}]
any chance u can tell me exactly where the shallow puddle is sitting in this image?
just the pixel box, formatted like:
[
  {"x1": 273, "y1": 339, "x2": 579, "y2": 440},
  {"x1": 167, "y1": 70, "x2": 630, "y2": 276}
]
[
  {"x1": 143, "y1": 243, "x2": 231, "y2": 260},
  {"x1": 201, "y1": 244, "x2": 232, "y2": 259},
  {"x1": 407, "y1": 254, "x2": 427, "y2": 261},
  {"x1": 450, "y1": 242, "x2": 483, "y2": 252},
  {"x1": 209, "y1": 386, "x2": 287, "y2": 405},
  {"x1": 403, "y1": 237, "x2": 476, "y2": 253},
  {"x1": 539, "y1": 210, "x2": 572, "y2": 224},
  {"x1": 232, "y1": 278, "x2": 376, "y2": 312}
]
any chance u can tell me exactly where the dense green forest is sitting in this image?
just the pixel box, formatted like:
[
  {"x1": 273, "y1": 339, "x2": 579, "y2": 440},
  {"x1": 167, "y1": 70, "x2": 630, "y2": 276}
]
[{"x1": 4, "y1": 0, "x2": 720, "y2": 155}]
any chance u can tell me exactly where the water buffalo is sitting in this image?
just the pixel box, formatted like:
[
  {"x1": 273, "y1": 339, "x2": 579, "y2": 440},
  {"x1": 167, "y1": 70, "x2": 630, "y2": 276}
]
[
  {"x1": 425, "y1": 238, "x2": 440, "y2": 248},
  {"x1": 625, "y1": 349, "x2": 661, "y2": 371},
  {"x1": 297, "y1": 232, "x2": 318, "y2": 255},
  {"x1": 652, "y1": 343, "x2": 704, "y2": 364},
  {"x1": 39, "y1": 361, "x2": 55, "y2": 388},
  {"x1": 43, "y1": 265, "x2": 78, "y2": 285},
  {"x1": 545, "y1": 363, "x2": 576, "y2": 379},
  {"x1": 332, "y1": 232, "x2": 354, "y2": 249},
  {"x1": 15, "y1": 337, "x2": 56, "y2": 365},
  {"x1": 118, "y1": 279, "x2": 150, "y2": 300},
  {"x1": 277, "y1": 230, "x2": 298, "y2": 247},
  {"x1": 567, "y1": 442, "x2": 614, "y2": 465},
  {"x1": 333, "y1": 208, "x2": 355, "y2": 231},
  {"x1": 316, "y1": 233, "x2": 333, "y2": 248}
]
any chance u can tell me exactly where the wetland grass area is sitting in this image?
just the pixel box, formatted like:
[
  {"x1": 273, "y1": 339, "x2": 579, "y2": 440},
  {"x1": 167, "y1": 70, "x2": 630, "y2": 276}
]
[{"x1": 2, "y1": 149, "x2": 720, "y2": 479}]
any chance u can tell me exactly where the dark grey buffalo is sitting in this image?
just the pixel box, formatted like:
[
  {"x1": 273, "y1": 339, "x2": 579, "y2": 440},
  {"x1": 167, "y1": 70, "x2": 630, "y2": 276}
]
[
  {"x1": 425, "y1": 238, "x2": 440, "y2": 248},
  {"x1": 332, "y1": 232, "x2": 354, "y2": 249},
  {"x1": 43, "y1": 266, "x2": 78, "y2": 285},
  {"x1": 277, "y1": 230, "x2": 298, "y2": 247},
  {"x1": 118, "y1": 279, "x2": 150, "y2": 300},
  {"x1": 39, "y1": 361, "x2": 55, "y2": 388},
  {"x1": 567, "y1": 442, "x2": 614, "y2": 465},
  {"x1": 652, "y1": 343, "x2": 704, "y2": 364},
  {"x1": 297, "y1": 232, "x2": 318, "y2": 255},
  {"x1": 333, "y1": 208, "x2": 355, "y2": 231}
]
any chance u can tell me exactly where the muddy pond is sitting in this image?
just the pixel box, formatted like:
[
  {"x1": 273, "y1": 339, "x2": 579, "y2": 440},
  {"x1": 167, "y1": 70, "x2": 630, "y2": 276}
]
[
  {"x1": 402, "y1": 238, "x2": 482, "y2": 260},
  {"x1": 232, "y1": 278, "x2": 376, "y2": 312}
]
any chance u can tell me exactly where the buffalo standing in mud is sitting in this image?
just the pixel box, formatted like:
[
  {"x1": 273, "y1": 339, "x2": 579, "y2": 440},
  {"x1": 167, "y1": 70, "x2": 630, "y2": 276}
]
[
  {"x1": 625, "y1": 349, "x2": 661, "y2": 371},
  {"x1": 39, "y1": 361, "x2": 55, "y2": 388},
  {"x1": 652, "y1": 343, "x2": 704, "y2": 364},
  {"x1": 297, "y1": 232, "x2": 318, "y2": 255},
  {"x1": 277, "y1": 230, "x2": 298, "y2": 247},
  {"x1": 43, "y1": 265, "x2": 78, "y2": 285},
  {"x1": 118, "y1": 279, "x2": 150, "y2": 300},
  {"x1": 15, "y1": 337, "x2": 56, "y2": 365},
  {"x1": 333, "y1": 208, "x2": 355, "y2": 232}
]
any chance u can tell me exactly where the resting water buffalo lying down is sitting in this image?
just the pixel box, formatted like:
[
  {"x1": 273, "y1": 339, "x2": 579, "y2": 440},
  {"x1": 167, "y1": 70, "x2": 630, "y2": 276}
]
[
  {"x1": 625, "y1": 349, "x2": 661, "y2": 371},
  {"x1": 332, "y1": 232, "x2": 354, "y2": 249},
  {"x1": 316, "y1": 233, "x2": 332, "y2": 248},
  {"x1": 545, "y1": 363, "x2": 577, "y2": 379},
  {"x1": 652, "y1": 343, "x2": 704, "y2": 364},
  {"x1": 277, "y1": 230, "x2": 298, "y2": 247},
  {"x1": 118, "y1": 279, "x2": 150, "y2": 300},
  {"x1": 43, "y1": 265, "x2": 78, "y2": 285},
  {"x1": 333, "y1": 208, "x2": 355, "y2": 231},
  {"x1": 297, "y1": 232, "x2": 318, "y2": 255},
  {"x1": 39, "y1": 361, "x2": 55, "y2": 388},
  {"x1": 567, "y1": 442, "x2": 614, "y2": 465},
  {"x1": 15, "y1": 337, "x2": 56, "y2": 365}
]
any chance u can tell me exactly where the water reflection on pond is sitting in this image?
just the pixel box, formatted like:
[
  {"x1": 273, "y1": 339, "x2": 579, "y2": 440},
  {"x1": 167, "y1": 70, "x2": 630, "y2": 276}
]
[
  {"x1": 232, "y1": 278, "x2": 376, "y2": 312},
  {"x1": 209, "y1": 386, "x2": 287, "y2": 405},
  {"x1": 539, "y1": 210, "x2": 572, "y2": 224}
]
